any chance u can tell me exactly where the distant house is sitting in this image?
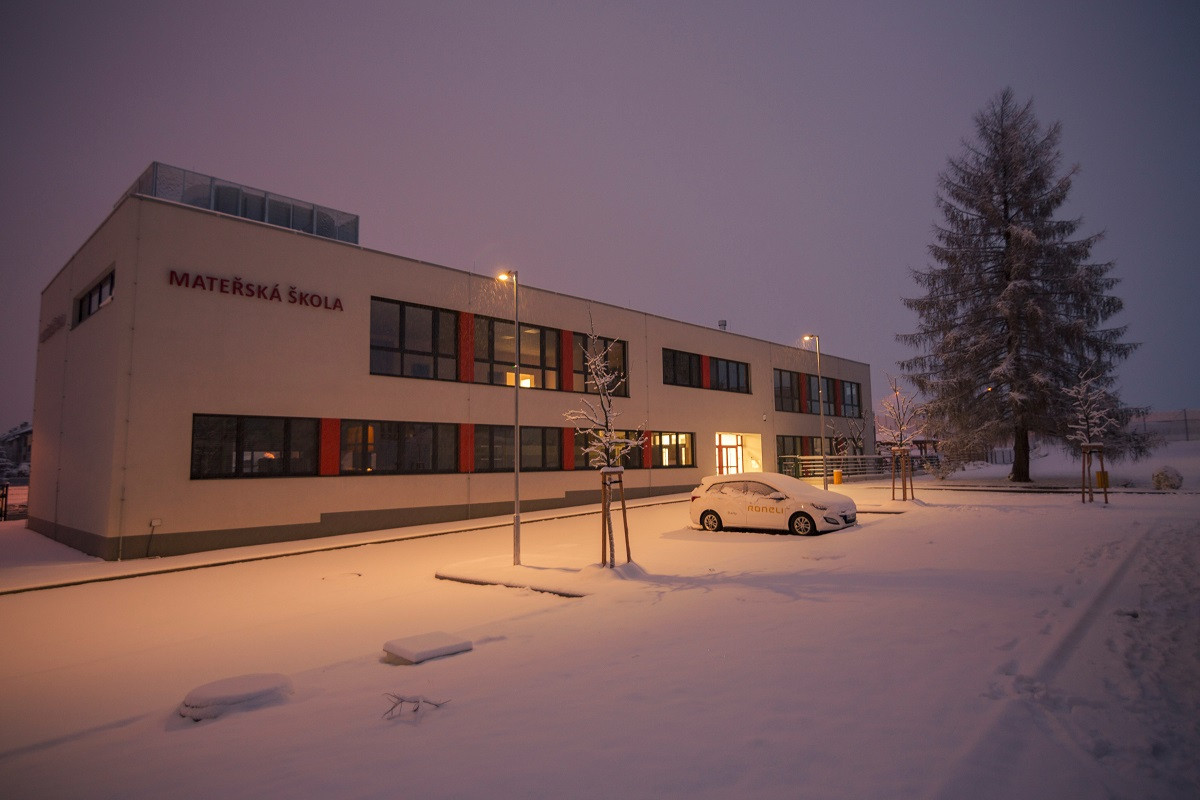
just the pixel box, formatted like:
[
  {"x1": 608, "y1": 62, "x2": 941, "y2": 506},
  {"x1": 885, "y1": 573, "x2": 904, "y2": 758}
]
[{"x1": 1, "y1": 422, "x2": 31, "y2": 467}]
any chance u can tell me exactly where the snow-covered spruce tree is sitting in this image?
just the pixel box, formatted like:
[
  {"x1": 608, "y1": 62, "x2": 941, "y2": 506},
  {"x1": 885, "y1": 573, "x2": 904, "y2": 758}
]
[
  {"x1": 564, "y1": 327, "x2": 645, "y2": 567},
  {"x1": 899, "y1": 88, "x2": 1137, "y2": 482}
]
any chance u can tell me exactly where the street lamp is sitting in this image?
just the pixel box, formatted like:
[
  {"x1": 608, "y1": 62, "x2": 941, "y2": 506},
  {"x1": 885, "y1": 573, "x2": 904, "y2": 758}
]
[
  {"x1": 498, "y1": 269, "x2": 521, "y2": 565},
  {"x1": 802, "y1": 334, "x2": 828, "y2": 490}
]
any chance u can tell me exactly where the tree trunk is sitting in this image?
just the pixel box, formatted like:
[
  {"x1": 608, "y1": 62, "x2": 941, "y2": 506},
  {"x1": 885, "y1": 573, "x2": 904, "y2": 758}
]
[{"x1": 1010, "y1": 424, "x2": 1031, "y2": 482}]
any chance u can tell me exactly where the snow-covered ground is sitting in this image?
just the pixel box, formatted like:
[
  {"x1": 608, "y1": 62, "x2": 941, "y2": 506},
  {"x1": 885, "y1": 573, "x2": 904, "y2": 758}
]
[{"x1": 1, "y1": 443, "x2": 1198, "y2": 799}]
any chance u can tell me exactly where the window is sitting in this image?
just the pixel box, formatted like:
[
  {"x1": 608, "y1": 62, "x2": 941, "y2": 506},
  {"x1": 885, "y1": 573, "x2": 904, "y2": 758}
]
[
  {"x1": 774, "y1": 369, "x2": 802, "y2": 413},
  {"x1": 807, "y1": 374, "x2": 835, "y2": 415},
  {"x1": 75, "y1": 270, "x2": 115, "y2": 325},
  {"x1": 474, "y1": 424, "x2": 515, "y2": 472},
  {"x1": 842, "y1": 381, "x2": 862, "y2": 418},
  {"x1": 573, "y1": 333, "x2": 629, "y2": 396},
  {"x1": 662, "y1": 349, "x2": 702, "y2": 387},
  {"x1": 191, "y1": 414, "x2": 318, "y2": 478},
  {"x1": 371, "y1": 298, "x2": 458, "y2": 380},
  {"x1": 340, "y1": 420, "x2": 457, "y2": 474},
  {"x1": 574, "y1": 429, "x2": 644, "y2": 469},
  {"x1": 652, "y1": 432, "x2": 695, "y2": 467},
  {"x1": 475, "y1": 317, "x2": 559, "y2": 389},
  {"x1": 520, "y1": 427, "x2": 562, "y2": 471},
  {"x1": 711, "y1": 357, "x2": 750, "y2": 393},
  {"x1": 777, "y1": 435, "x2": 803, "y2": 458}
]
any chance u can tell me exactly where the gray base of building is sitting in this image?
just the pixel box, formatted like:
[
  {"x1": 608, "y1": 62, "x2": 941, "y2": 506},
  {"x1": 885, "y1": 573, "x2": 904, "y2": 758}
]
[{"x1": 28, "y1": 483, "x2": 692, "y2": 561}]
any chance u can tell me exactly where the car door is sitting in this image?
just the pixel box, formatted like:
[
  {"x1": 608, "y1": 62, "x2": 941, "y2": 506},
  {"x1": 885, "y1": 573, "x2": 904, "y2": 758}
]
[
  {"x1": 742, "y1": 480, "x2": 789, "y2": 530},
  {"x1": 709, "y1": 480, "x2": 747, "y2": 528}
]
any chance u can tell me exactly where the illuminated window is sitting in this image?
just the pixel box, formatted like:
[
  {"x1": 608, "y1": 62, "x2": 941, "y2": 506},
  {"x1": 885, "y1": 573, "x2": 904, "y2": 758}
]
[
  {"x1": 652, "y1": 432, "x2": 694, "y2": 467},
  {"x1": 474, "y1": 316, "x2": 559, "y2": 389}
]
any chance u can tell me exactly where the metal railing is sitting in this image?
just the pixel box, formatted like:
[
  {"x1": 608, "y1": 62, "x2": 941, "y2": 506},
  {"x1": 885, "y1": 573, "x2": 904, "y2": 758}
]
[{"x1": 778, "y1": 454, "x2": 944, "y2": 481}]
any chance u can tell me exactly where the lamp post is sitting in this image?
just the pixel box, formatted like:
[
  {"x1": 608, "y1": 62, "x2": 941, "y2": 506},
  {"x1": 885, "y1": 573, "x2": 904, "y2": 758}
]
[
  {"x1": 802, "y1": 334, "x2": 828, "y2": 490},
  {"x1": 498, "y1": 270, "x2": 521, "y2": 565}
]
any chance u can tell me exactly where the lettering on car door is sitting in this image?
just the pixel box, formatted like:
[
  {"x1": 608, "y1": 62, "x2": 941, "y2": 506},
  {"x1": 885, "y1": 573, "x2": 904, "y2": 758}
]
[{"x1": 743, "y1": 481, "x2": 787, "y2": 529}]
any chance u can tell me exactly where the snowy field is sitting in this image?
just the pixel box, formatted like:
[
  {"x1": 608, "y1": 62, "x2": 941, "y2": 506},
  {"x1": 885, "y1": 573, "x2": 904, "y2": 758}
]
[{"x1": 1, "y1": 443, "x2": 1198, "y2": 799}]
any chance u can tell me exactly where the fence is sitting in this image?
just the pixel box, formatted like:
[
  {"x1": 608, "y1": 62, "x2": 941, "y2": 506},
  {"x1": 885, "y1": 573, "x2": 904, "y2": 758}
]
[
  {"x1": 777, "y1": 454, "x2": 937, "y2": 480},
  {"x1": 1134, "y1": 409, "x2": 1198, "y2": 442}
]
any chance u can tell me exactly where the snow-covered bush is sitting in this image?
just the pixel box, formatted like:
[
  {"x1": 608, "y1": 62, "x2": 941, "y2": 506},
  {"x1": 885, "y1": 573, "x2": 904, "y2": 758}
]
[{"x1": 1152, "y1": 466, "x2": 1182, "y2": 490}]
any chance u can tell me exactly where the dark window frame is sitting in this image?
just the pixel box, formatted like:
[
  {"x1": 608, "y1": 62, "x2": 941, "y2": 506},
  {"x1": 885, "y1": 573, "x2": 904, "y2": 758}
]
[
  {"x1": 662, "y1": 348, "x2": 702, "y2": 388},
  {"x1": 75, "y1": 270, "x2": 115, "y2": 326},
  {"x1": 190, "y1": 414, "x2": 319, "y2": 479},
  {"x1": 710, "y1": 356, "x2": 750, "y2": 393},
  {"x1": 807, "y1": 374, "x2": 835, "y2": 416},
  {"x1": 774, "y1": 369, "x2": 803, "y2": 413},
  {"x1": 339, "y1": 419, "x2": 458, "y2": 475},
  {"x1": 370, "y1": 297, "x2": 458, "y2": 381},
  {"x1": 572, "y1": 333, "x2": 629, "y2": 397},
  {"x1": 474, "y1": 316, "x2": 560, "y2": 390}
]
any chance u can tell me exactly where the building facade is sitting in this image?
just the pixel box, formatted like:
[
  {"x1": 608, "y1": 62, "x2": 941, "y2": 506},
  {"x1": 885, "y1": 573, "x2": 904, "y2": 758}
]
[{"x1": 31, "y1": 164, "x2": 873, "y2": 559}]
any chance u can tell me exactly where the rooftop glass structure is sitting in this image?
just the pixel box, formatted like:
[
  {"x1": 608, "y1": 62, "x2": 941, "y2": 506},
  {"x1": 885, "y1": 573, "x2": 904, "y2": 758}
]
[{"x1": 125, "y1": 162, "x2": 359, "y2": 244}]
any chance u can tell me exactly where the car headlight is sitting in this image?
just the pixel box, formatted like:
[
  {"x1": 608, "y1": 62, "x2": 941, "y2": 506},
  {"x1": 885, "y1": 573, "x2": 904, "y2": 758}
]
[{"x1": 811, "y1": 503, "x2": 828, "y2": 511}]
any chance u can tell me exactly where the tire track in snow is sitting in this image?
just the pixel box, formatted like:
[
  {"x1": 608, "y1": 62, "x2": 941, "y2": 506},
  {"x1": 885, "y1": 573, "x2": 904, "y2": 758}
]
[{"x1": 929, "y1": 521, "x2": 1153, "y2": 799}]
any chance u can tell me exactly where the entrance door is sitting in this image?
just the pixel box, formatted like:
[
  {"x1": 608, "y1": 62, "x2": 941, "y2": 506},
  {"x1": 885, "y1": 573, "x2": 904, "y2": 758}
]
[{"x1": 716, "y1": 433, "x2": 743, "y2": 475}]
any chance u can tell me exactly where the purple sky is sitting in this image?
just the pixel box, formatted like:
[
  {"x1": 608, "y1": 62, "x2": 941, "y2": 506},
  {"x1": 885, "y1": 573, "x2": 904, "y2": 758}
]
[{"x1": 3, "y1": 1, "x2": 1198, "y2": 434}]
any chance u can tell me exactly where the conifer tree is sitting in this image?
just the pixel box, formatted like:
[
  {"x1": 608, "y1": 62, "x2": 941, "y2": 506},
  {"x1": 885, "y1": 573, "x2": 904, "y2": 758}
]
[{"x1": 899, "y1": 88, "x2": 1137, "y2": 481}]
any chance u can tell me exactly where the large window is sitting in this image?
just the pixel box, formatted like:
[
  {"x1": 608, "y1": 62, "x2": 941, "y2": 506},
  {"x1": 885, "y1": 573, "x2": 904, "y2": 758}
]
[
  {"x1": 475, "y1": 317, "x2": 559, "y2": 389},
  {"x1": 777, "y1": 435, "x2": 803, "y2": 458},
  {"x1": 774, "y1": 369, "x2": 802, "y2": 413},
  {"x1": 475, "y1": 425, "x2": 562, "y2": 471},
  {"x1": 521, "y1": 427, "x2": 562, "y2": 471},
  {"x1": 474, "y1": 424, "x2": 514, "y2": 472},
  {"x1": 710, "y1": 357, "x2": 750, "y2": 393},
  {"x1": 651, "y1": 432, "x2": 695, "y2": 467},
  {"x1": 807, "y1": 374, "x2": 835, "y2": 415},
  {"x1": 662, "y1": 349, "x2": 702, "y2": 388},
  {"x1": 842, "y1": 381, "x2": 862, "y2": 418},
  {"x1": 573, "y1": 429, "x2": 644, "y2": 469},
  {"x1": 573, "y1": 333, "x2": 628, "y2": 396},
  {"x1": 191, "y1": 414, "x2": 318, "y2": 478},
  {"x1": 75, "y1": 270, "x2": 115, "y2": 326},
  {"x1": 370, "y1": 298, "x2": 458, "y2": 380},
  {"x1": 340, "y1": 420, "x2": 457, "y2": 474}
]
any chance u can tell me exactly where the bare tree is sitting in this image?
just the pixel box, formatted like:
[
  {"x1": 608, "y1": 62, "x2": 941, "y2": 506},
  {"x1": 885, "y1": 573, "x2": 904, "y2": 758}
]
[{"x1": 564, "y1": 326, "x2": 645, "y2": 567}]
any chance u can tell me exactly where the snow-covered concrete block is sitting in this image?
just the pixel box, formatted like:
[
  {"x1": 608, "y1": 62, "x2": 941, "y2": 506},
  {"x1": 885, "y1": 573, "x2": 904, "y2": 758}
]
[
  {"x1": 177, "y1": 673, "x2": 293, "y2": 721},
  {"x1": 383, "y1": 632, "x2": 473, "y2": 665}
]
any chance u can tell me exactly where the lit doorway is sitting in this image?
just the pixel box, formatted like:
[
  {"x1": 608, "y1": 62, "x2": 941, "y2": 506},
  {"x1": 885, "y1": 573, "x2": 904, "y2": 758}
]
[{"x1": 715, "y1": 432, "x2": 763, "y2": 475}]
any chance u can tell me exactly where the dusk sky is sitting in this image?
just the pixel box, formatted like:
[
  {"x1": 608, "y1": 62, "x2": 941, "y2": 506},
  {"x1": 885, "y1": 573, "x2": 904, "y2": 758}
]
[{"x1": 3, "y1": 1, "x2": 1197, "y2": 434}]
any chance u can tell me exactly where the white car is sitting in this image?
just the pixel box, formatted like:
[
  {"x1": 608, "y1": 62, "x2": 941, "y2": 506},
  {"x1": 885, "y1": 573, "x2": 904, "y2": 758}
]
[{"x1": 689, "y1": 472, "x2": 858, "y2": 535}]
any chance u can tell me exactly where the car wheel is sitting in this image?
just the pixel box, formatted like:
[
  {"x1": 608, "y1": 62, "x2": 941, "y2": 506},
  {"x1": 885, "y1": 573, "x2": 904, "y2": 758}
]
[
  {"x1": 700, "y1": 510, "x2": 723, "y2": 532},
  {"x1": 789, "y1": 512, "x2": 817, "y2": 536}
]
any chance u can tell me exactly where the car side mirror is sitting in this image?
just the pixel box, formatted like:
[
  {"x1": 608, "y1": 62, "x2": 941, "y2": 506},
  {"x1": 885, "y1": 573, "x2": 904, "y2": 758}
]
[{"x1": 768, "y1": 492, "x2": 786, "y2": 501}]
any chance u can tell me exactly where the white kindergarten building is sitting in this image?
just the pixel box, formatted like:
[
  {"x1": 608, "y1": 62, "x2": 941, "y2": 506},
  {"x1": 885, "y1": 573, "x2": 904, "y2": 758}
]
[{"x1": 30, "y1": 163, "x2": 873, "y2": 559}]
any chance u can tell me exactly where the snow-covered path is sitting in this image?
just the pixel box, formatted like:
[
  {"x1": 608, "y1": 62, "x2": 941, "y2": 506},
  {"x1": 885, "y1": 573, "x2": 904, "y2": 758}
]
[{"x1": 1, "y1": 450, "x2": 1198, "y2": 799}]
